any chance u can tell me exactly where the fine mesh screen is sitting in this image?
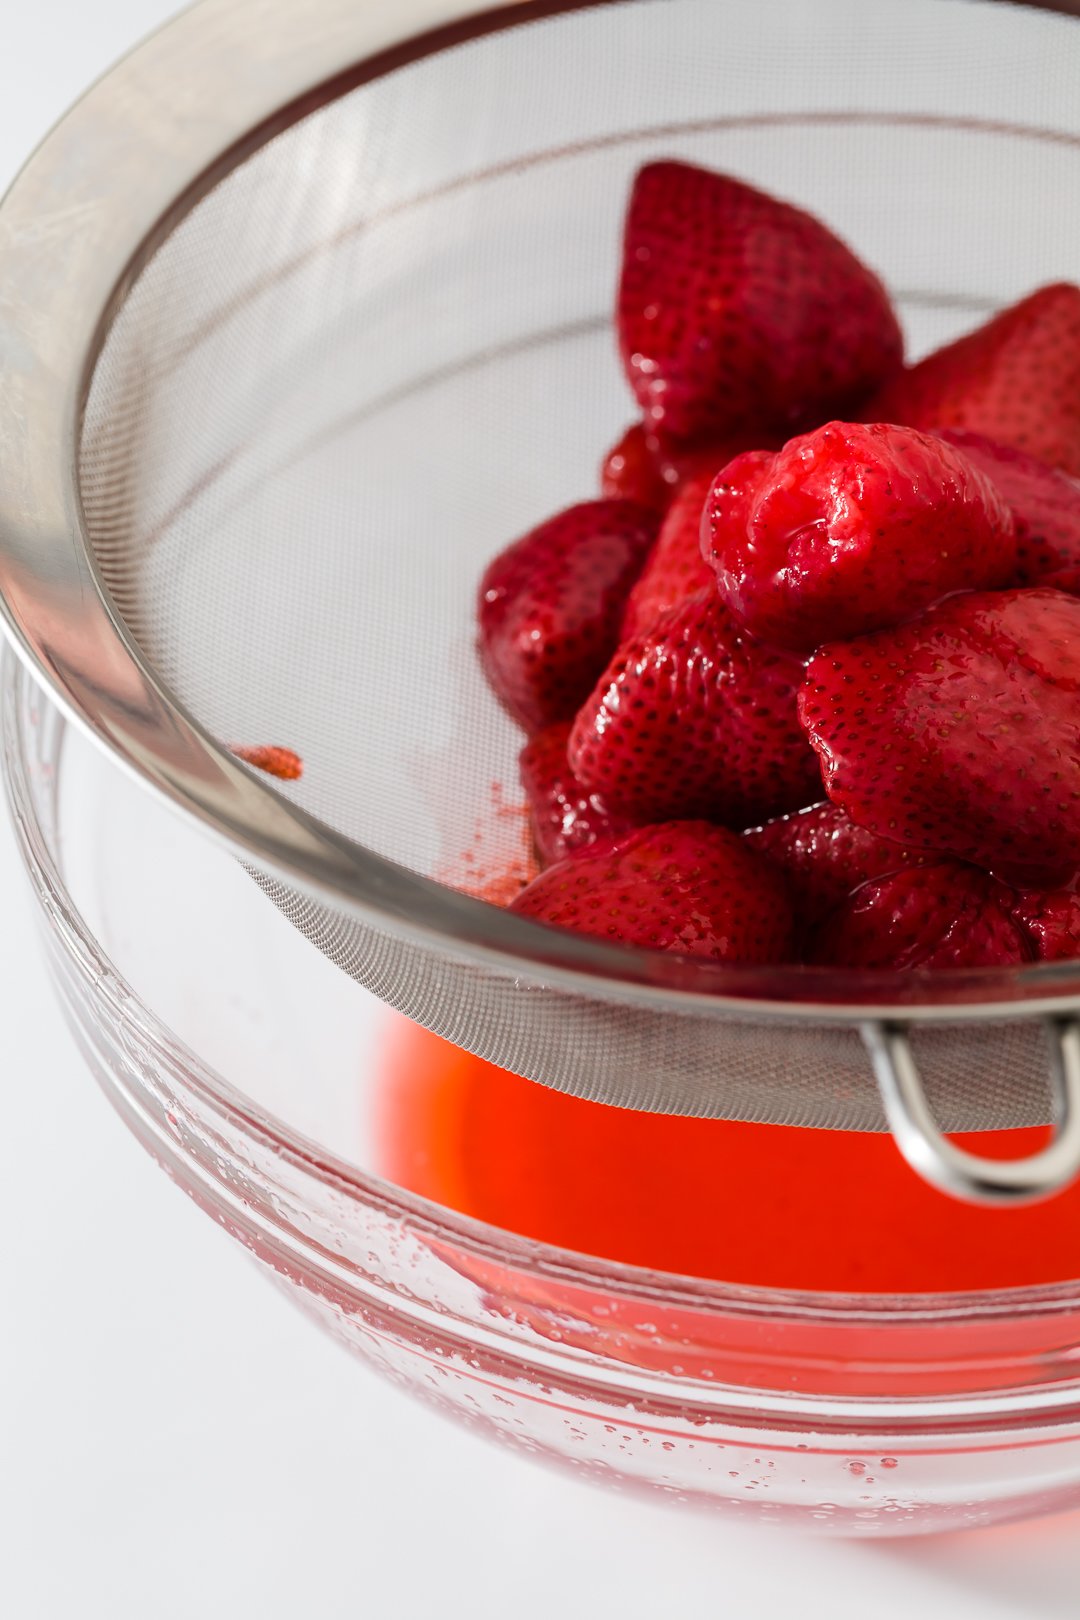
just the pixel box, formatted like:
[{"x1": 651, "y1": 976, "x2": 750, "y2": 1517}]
[{"x1": 77, "y1": 0, "x2": 1080, "y2": 1128}]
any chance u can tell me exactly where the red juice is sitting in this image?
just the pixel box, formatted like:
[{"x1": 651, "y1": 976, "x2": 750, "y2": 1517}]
[{"x1": 377, "y1": 1017, "x2": 1080, "y2": 1295}]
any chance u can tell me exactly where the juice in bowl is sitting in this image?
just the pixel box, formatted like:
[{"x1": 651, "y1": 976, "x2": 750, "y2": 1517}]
[
  {"x1": 377, "y1": 1019, "x2": 1076, "y2": 1302},
  {"x1": 369, "y1": 1012, "x2": 1080, "y2": 1531}
]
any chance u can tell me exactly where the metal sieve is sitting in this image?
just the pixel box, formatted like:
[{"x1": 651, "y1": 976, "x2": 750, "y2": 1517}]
[{"x1": 3, "y1": 0, "x2": 1080, "y2": 1204}]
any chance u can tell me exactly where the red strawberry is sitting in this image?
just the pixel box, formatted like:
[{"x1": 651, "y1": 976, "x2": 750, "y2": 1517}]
[
  {"x1": 600, "y1": 424, "x2": 669, "y2": 510},
  {"x1": 1010, "y1": 882, "x2": 1080, "y2": 962},
  {"x1": 569, "y1": 587, "x2": 821, "y2": 825},
  {"x1": 931, "y1": 428, "x2": 1080, "y2": 583},
  {"x1": 618, "y1": 160, "x2": 902, "y2": 442},
  {"x1": 705, "y1": 422, "x2": 1016, "y2": 652},
  {"x1": 810, "y1": 854, "x2": 1080, "y2": 969},
  {"x1": 745, "y1": 800, "x2": 929, "y2": 928},
  {"x1": 799, "y1": 588, "x2": 1080, "y2": 880},
  {"x1": 811, "y1": 862, "x2": 1031, "y2": 970},
  {"x1": 621, "y1": 470, "x2": 719, "y2": 638},
  {"x1": 648, "y1": 426, "x2": 779, "y2": 491},
  {"x1": 600, "y1": 423, "x2": 769, "y2": 511},
  {"x1": 510, "y1": 821, "x2": 794, "y2": 962},
  {"x1": 869, "y1": 284, "x2": 1080, "y2": 476},
  {"x1": 519, "y1": 722, "x2": 634, "y2": 866},
  {"x1": 478, "y1": 500, "x2": 658, "y2": 732},
  {"x1": 1041, "y1": 564, "x2": 1080, "y2": 598}
]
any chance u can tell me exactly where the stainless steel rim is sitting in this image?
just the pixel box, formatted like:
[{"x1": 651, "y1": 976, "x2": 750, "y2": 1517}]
[{"x1": 3, "y1": 0, "x2": 1080, "y2": 1024}]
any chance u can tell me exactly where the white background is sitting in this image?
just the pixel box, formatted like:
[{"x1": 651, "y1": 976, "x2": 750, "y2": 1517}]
[{"x1": 3, "y1": 4, "x2": 1080, "y2": 1616}]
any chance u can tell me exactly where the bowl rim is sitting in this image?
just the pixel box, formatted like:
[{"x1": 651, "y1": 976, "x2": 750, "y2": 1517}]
[
  {"x1": 2, "y1": 0, "x2": 1080, "y2": 1020},
  {"x1": 11, "y1": 651, "x2": 1080, "y2": 1337}
]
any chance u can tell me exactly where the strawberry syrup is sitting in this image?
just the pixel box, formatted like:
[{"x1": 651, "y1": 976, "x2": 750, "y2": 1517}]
[{"x1": 376, "y1": 1015, "x2": 1080, "y2": 1294}]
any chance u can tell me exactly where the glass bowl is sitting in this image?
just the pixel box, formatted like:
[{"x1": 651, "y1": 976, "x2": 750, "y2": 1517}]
[{"x1": 9, "y1": 653, "x2": 1080, "y2": 1539}]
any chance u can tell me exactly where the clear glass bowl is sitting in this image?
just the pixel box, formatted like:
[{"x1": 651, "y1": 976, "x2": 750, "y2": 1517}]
[{"x1": 8, "y1": 653, "x2": 1080, "y2": 1539}]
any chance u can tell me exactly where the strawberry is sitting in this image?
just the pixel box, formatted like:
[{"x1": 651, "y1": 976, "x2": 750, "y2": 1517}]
[
  {"x1": 811, "y1": 862, "x2": 1031, "y2": 970},
  {"x1": 509, "y1": 821, "x2": 794, "y2": 962},
  {"x1": 600, "y1": 422, "x2": 769, "y2": 510},
  {"x1": 650, "y1": 428, "x2": 772, "y2": 491},
  {"x1": 519, "y1": 722, "x2": 634, "y2": 866},
  {"x1": 1010, "y1": 882, "x2": 1080, "y2": 962},
  {"x1": 705, "y1": 422, "x2": 1016, "y2": 652},
  {"x1": 478, "y1": 500, "x2": 658, "y2": 732},
  {"x1": 745, "y1": 800, "x2": 929, "y2": 928},
  {"x1": 808, "y1": 849, "x2": 1080, "y2": 969},
  {"x1": 1041, "y1": 564, "x2": 1080, "y2": 598},
  {"x1": 600, "y1": 424, "x2": 669, "y2": 510},
  {"x1": 800, "y1": 588, "x2": 1080, "y2": 880},
  {"x1": 621, "y1": 470, "x2": 718, "y2": 638},
  {"x1": 618, "y1": 160, "x2": 902, "y2": 442},
  {"x1": 869, "y1": 284, "x2": 1080, "y2": 476},
  {"x1": 569, "y1": 587, "x2": 821, "y2": 825},
  {"x1": 931, "y1": 428, "x2": 1080, "y2": 583}
]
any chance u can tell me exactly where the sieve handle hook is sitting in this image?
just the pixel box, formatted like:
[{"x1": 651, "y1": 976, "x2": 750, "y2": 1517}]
[{"x1": 861, "y1": 1017, "x2": 1080, "y2": 1206}]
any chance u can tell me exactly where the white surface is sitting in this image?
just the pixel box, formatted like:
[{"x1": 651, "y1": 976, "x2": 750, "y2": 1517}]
[{"x1": 3, "y1": 4, "x2": 1080, "y2": 1617}]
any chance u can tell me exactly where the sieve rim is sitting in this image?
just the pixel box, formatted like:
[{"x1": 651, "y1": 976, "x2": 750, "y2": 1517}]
[{"x1": 4, "y1": 0, "x2": 1080, "y2": 1023}]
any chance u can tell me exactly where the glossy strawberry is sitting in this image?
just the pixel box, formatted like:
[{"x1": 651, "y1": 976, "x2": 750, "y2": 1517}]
[
  {"x1": 800, "y1": 588, "x2": 1080, "y2": 879},
  {"x1": 808, "y1": 849, "x2": 1080, "y2": 969},
  {"x1": 745, "y1": 800, "x2": 929, "y2": 928},
  {"x1": 870, "y1": 284, "x2": 1080, "y2": 476},
  {"x1": 569, "y1": 587, "x2": 821, "y2": 825},
  {"x1": 811, "y1": 862, "x2": 1031, "y2": 970},
  {"x1": 510, "y1": 821, "x2": 794, "y2": 962},
  {"x1": 519, "y1": 722, "x2": 634, "y2": 866},
  {"x1": 621, "y1": 470, "x2": 719, "y2": 638},
  {"x1": 649, "y1": 428, "x2": 772, "y2": 491},
  {"x1": 600, "y1": 423, "x2": 769, "y2": 510},
  {"x1": 1010, "y1": 883, "x2": 1080, "y2": 962},
  {"x1": 600, "y1": 424, "x2": 670, "y2": 510},
  {"x1": 618, "y1": 160, "x2": 902, "y2": 442},
  {"x1": 1043, "y1": 565, "x2": 1080, "y2": 598},
  {"x1": 931, "y1": 428, "x2": 1080, "y2": 583},
  {"x1": 478, "y1": 500, "x2": 658, "y2": 732},
  {"x1": 706, "y1": 422, "x2": 1016, "y2": 652}
]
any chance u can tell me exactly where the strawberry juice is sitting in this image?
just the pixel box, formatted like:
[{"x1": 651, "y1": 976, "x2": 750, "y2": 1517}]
[{"x1": 376, "y1": 1014, "x2": 1080, "y2": 1296}]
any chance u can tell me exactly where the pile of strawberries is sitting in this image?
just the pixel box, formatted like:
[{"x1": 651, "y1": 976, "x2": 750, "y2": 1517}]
[{"x1": 477, "y1": 160, "x2": 1080, "y2": 972}]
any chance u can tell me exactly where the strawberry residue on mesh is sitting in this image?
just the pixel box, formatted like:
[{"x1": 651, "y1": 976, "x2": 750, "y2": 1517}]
[
  {"x1": 231, "y1": 744, "x2": 304, "y2": 781},
  {"x1": 441, "y1": 781, "x2": 538, "y2": 907}
]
